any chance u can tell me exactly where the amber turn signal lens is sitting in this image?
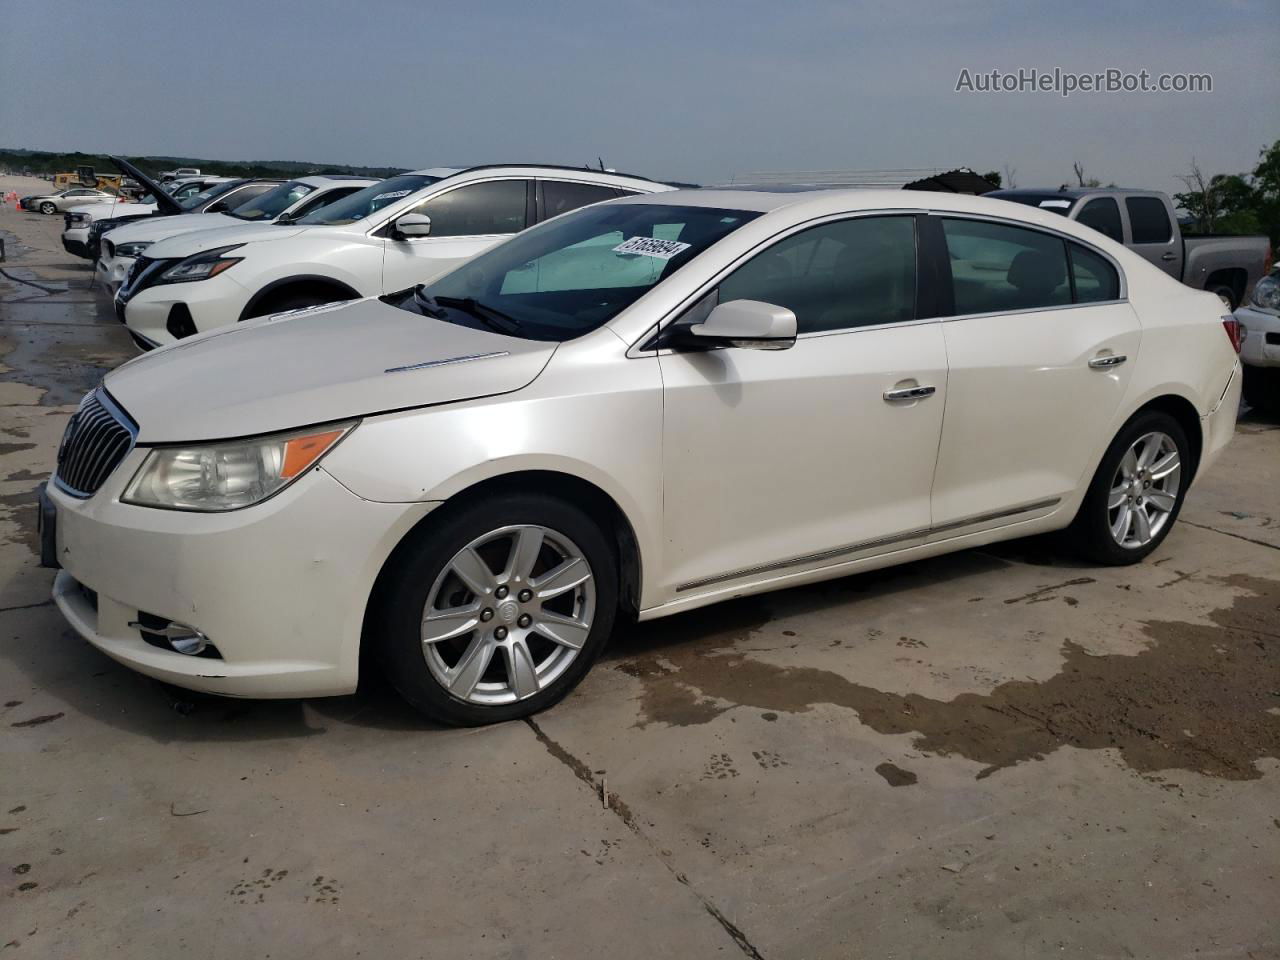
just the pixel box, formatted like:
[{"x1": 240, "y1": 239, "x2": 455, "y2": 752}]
[{"x1": 281, "y1": 429, "x2": 346, "y2": 479}]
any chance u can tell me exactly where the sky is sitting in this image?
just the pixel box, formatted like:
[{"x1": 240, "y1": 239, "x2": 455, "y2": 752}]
[{"x1": 2, "y1": 0, "x2": 1277, "y2": 197}]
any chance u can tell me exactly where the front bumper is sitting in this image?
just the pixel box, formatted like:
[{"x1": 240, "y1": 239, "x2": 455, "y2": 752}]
[
  {"x1": 120, "y1": 270, "x2": 251, "y2": 347},
  {"x1": 1236, "y1": 305, "x2": 1280, "y2": 369},
  {"x1": 48, "y1": 457, "x2": 436, "y2": 699},
  {"x1": 96, "y1": 253, "x2": 135, "y2": 294},
  {"x1": 61, "y1": 234, "x2": 92, "y2": 259}
]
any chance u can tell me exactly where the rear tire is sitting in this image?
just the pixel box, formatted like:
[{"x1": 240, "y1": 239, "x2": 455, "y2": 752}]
[
  {"x1": 1208, "y1": 283, "x2": 1238, "y2": 310},
  {"x1": 1065, "y1": 410, "x2": 1190, "y2": 565},
  {"x1": 375, "y1": 493, "x2": 618, "y2": 726}
]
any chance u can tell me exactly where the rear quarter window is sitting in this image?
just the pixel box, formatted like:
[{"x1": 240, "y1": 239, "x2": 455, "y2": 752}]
[{"x1": 1068, "y1": 243, "x2": 1121, "y2": 303}]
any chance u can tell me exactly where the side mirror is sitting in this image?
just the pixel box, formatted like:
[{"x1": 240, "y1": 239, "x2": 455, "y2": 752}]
[
  {"x1": 683, "y1": 299, "x2": 797, "y2": 350},
  {"x1": 394, "y1": 213, "x2": 432, "y2": 239}
]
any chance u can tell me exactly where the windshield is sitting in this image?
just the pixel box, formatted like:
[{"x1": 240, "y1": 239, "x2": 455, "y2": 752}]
[
  {"x1": 989, "y1": 192, "x2": 1077, "y2": 216},
  {"x1": 230, "y1": 180, "x2": 314, "y2": 221},
  {"x1": 400, "y1": 202, "x2": 760, "y2": 342},
  {"x1": 178, "y1": 180, "x2": 245, "y2": 211},
  {"x1": 297, "y1": 174, "x2": 441, "y2": 225}
]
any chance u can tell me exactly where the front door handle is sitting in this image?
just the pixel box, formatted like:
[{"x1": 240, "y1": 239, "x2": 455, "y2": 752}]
[
  {"x1": 1160, "y1": 252, "x2": 1176, "y2": 261},
  {"x1": 883, "y1": 385, "x2": 937, "y2": 401},
  {"x1": 1088, "y1": 354, "x2": 1127, "y2": 369}
]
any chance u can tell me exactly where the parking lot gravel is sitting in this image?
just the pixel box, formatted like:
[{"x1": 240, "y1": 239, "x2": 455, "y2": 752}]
[{"x1": 1, "y1": 195, "x2": 1277, "y2": 959}]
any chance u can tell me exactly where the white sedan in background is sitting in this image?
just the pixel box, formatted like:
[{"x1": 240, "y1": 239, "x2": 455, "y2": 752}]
[
  {"x1": 115, "y1": 164, "x2": 673, "y2": 348},
  {"x1": 96, "y1": 176, "x2": 376, "y2": 294},
  {"x1": 42, "y1": 189, "x2": 1241, "y2": 725},
  {"x1": 28, "y1": 187, "x2": 117, "y2": 215}
]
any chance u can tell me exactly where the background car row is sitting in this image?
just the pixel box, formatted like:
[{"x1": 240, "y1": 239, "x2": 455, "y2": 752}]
[
  {"x1": 96, "y1": 174, "x2": 377, "y2": 290},
  {"x1": 109, "y1": 164, "x2": 672, "y2": 348}
]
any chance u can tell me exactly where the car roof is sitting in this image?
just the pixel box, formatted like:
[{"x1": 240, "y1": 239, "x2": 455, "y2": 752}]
[
  {"x1": 406, "y1": 167, "x2": 466, "y2": 178},
  {"x1": 610, "y1": 187, "x2": 1142, "y2": 237},
  {"x1": 405, "y1": 164, "x2": 669, "y2": 188}
]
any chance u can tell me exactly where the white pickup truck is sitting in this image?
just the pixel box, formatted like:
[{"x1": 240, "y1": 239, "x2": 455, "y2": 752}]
[{"x1": 990, "y1": 187, "x2": 1271, "y2": 310}]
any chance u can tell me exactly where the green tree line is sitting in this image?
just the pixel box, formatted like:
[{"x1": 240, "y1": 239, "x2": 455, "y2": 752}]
[{"x1": 1174, "y1": 139, "x2": 1280, "y2": 246}]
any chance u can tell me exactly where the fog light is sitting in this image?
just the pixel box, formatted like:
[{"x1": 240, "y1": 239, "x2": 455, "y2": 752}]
[{"x1": 129, "y1": 616, "x2": 214, "y2": 656}]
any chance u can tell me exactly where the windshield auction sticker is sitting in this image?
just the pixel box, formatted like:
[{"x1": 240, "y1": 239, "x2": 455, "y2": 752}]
[
  {"x1": 372, "y1": 190, "x2": 411, "y2": 202},
  {"x1": 613, "y1": 236, "x2": 691, "y2": 260}
]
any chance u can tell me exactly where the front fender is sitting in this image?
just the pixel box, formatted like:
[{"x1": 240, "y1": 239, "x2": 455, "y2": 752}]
[{"x1": 321, "y1": 337, "x2": 666, "y2": 605}]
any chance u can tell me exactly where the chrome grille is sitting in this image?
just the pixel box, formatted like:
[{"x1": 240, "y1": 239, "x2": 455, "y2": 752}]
[{"x1": 55, "y1": 391, "x2": 137, "y2": 498}]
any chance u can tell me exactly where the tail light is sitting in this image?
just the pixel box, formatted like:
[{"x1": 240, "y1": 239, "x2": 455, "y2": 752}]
[{"x1": 1221, "y1": 315, "x2": 1242, "y2": 353}]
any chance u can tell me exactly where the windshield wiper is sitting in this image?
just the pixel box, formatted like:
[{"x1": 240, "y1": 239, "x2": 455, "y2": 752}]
[{"x1": 415, "y1": 290, "x2": 522, "y2": 335}]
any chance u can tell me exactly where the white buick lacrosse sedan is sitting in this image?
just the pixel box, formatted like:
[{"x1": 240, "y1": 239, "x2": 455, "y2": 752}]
[{"x1": 41, "y1": 189, "x2": 1242, "y2": 725}]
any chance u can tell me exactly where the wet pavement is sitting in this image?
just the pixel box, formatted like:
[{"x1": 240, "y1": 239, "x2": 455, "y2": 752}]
[{"x1": 1, "y1": 205, "x2": 1278, "y2": 959}]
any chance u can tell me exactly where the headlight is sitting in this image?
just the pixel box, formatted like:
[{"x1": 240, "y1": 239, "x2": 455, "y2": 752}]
[
  {"x1": 157, "y1": 244, "x2": 244, "y2": 284},
  {"x1": 1251, "y1": 275, "x2": 1280, "y2": 311},
  {"x1": 114, "y1": 241, "x2": 152, "y2": 258},
  {"x1": 122, "y1": 422, "x2": 356, "y2": 511}
]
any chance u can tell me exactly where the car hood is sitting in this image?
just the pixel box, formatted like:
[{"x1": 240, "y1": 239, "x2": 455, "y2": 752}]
[
  {"x1": 145, "y1": 222, "x2": 313, "y2": 259},
  {"x1": 105, "y1": 212, "x2": 238, "y2": 246},
  {"x1": 104, "y1": 296, "x2": 556, "y2": 443}
]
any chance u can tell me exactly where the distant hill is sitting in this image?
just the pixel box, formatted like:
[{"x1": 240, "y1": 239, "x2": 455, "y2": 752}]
[{"x1": 0, "y1": 147, "x2": 407, "y2": 180}]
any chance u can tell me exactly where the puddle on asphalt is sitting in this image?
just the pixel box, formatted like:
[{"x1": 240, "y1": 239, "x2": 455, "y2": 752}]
[
  {"x1": 615, "y1": 575, "x2": 1280, "y2": 781},
  {"x1": 0, "y1": 327, "x2": 133, "y2": 407}
]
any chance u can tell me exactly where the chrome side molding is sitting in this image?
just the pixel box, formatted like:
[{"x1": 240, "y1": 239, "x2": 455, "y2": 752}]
[{"x1": 675, "y1": 497, "x2": 1062, "y2": 592}]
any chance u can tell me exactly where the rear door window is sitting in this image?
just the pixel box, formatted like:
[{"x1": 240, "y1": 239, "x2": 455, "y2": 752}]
[
  {"x1": 1124, "y1": 197, "x2": 1173, "y2": 244},
  {"x1": 540, "y1": 181, "x2": 619, "y2": 221},
  {"x1": 1075, "y1": 198, "x2": 1123, "y2": 243},
  {"x1": 941, "y1": 218, "x2": 1071, "y2": 314}
]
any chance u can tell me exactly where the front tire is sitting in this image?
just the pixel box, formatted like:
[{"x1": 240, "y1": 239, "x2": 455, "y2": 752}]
[
  {"x1": 1066, "y1": 410, "x2": 1190, "y2": 565},
  {"x1": 376, "y1": 493, "x2": 618, "y2": 726},
  {"x1": 39, "y1": 202, "x2": 56, "y2": 215}
]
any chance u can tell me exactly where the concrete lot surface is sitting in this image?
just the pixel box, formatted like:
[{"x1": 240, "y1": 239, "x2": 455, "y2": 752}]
[{"x1": 1, "y1": 189, "x2": 1277, "y2": 959}]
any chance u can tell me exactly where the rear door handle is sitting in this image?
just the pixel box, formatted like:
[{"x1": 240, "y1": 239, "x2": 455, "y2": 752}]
[
  {"x1": 883, "y1": 385, "x2": 937, "y2": 401},
  {"x1": 1160, "y1": 252, "x2": 1176, "y2": 261},
  {"x1": 1088, "y1": 354, "x2": 1127, "y2": 369}
]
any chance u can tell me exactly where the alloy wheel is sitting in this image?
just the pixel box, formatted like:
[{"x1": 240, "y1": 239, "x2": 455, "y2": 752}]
[
  {"x1": 1107, "y1": 431, "x2": 1181, "y2": 549},
  {"x1": 420, "y1": 524, "x2": 596, "y2": 705}
]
